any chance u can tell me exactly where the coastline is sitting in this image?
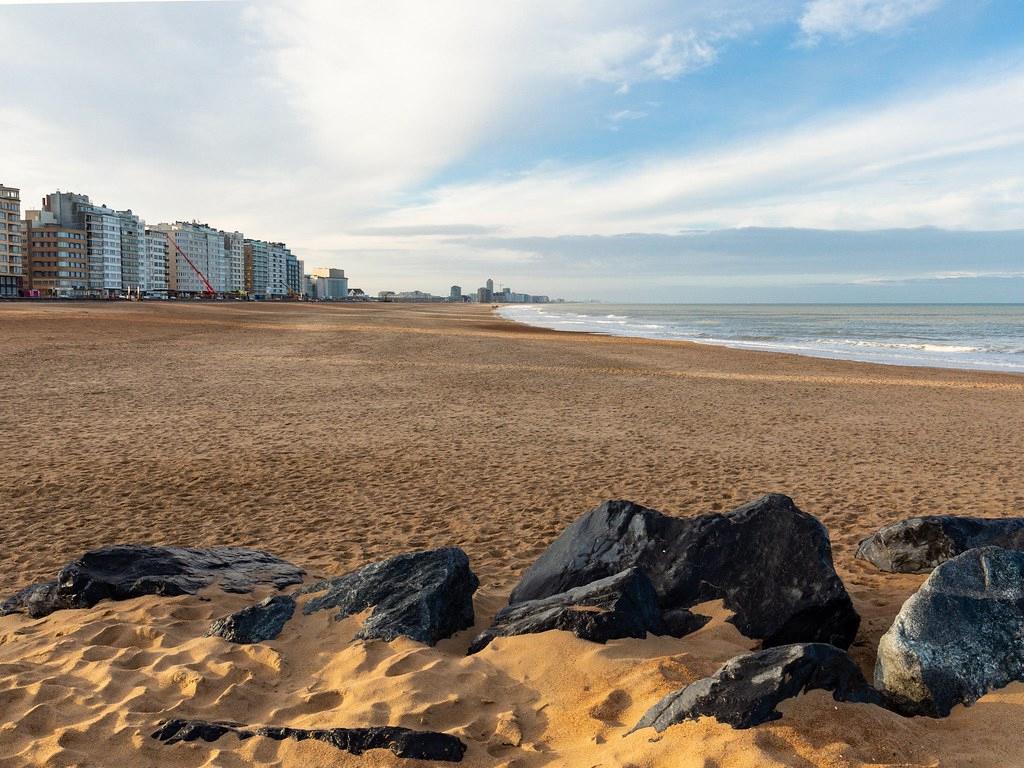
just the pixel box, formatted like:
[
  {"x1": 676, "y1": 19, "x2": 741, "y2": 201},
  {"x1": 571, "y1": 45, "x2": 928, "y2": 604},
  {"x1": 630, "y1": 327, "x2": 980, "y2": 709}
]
[
  {"x1": 497, "y1": 303, "x2": 1024, "y2": 376},
  {"x1": 2, "y1": 300, "x2": 1024, "y2": 767}
]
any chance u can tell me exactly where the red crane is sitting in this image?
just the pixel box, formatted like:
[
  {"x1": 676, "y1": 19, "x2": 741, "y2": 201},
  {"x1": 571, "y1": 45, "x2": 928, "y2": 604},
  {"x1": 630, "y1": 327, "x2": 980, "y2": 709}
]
[{"x1": 164, "y1": 232, "x2": 216, "y2": 296}]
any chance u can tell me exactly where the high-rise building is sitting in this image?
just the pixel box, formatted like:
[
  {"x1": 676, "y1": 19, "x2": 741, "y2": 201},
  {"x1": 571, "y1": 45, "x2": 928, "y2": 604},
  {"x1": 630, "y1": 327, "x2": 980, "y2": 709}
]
[
  {"x1": 43, "y1": 192, "x2": 128, "y2": 295},
  {"x1": 311, "y1": 267, "x2": 348, "y2": 299},
  {"x1": 142, "y1": 229, "x2": 169, "y2": 294},
  {"x1": 152, "y1": 222, "x2": 229, "y2": 295},
  {"x1": 244, "y1": 239, "x2": 293, "y2": 297},
  {"x1": 0, "y1": 184, "x2": 22, "y2": 297},
  {"x1": 22, "y1": 209, "x2": 88, "y2": 297},
  {"x1": 477, "y1": 286, "x2": 488, "y2": 303},
  {"x1": 285, "y1": 252, "x2": 301, "y2": 296},
  {"x1": 224, "y1": 231, "x2": 245, "y2": 294},
  {"x1": 244, "y1": 239, "x2": 268, "y2": 296},
  {"x1": 450, "y1": 285, "x2": 462, "y2": 300},
  {"x1": 117, "y1": 209, "x2": 145, "y2": 293}
]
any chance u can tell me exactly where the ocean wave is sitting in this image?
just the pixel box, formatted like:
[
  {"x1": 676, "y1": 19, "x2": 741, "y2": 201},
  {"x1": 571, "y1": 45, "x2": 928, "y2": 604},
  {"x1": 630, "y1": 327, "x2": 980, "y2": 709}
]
[{"x1": 497, "y1": 305, "x2": 1024, "y2": 374}]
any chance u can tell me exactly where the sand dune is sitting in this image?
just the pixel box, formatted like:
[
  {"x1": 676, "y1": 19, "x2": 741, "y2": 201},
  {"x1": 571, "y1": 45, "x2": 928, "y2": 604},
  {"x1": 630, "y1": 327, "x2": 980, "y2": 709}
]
[{"x1": 1, "y1": 302, "x2": 1023, "y2": 767}]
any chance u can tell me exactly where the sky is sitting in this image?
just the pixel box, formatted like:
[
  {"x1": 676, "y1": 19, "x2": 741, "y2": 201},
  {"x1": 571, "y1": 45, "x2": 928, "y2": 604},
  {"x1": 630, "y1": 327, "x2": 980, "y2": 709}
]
[{"x1": 1, "y1": 0, "x2": 1022, "y2": 301}]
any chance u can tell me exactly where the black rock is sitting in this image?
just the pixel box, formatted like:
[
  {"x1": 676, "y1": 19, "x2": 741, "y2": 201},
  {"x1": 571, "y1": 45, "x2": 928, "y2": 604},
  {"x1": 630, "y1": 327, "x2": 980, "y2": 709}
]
[
  {"x1": 207, "y1": 594, "x2": 296, "y2": 644},
  {"x1": 300, "y1": 547, "x2": 478, "y2": 646},
  {"x1": 467, "y1": 567, "x2": 684, "y2": 654},
  {"x1": 856, "y1": 516, "x2": 1024, "y2": 574},
  {"x1": 1, "y1": 545, "x2": 305, "y2": 619},
  {"x1": 631, "y1": 643, "x2": 881, "y2": 732},
  {"x1": 508, "y1": 494, "x2": 859, "y2": 649},
  {"x1": 875, "y1": 546, "x2": 1024, "y2": 717},
  {"x1": 152, "y1": 718, "x2": 466, "y2": 762}
]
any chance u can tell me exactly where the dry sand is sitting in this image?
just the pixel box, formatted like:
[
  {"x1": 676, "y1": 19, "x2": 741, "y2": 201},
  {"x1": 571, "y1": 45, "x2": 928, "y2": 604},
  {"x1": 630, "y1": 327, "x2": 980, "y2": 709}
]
[{"x1": 1, "y1": 301, "x2": 1023, "y2": 767}]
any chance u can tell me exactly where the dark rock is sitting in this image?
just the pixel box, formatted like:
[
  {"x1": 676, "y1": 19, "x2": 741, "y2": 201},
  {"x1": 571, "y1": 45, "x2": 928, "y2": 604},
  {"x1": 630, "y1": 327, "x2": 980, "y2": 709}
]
[
  {"x1": 508, "y1": 494, "x2": 859, "y2": 649},
  {"x1": 631, "y1": 643, "x2": 881, "y2": 732},
  {"x1": 300, "y1": 547, "x2": 478, "y2": 646},
  {"x1": 856, "y1": 516, "x2": 1024, "y2": 574},
  {"x1": 1, "y1": 545, "x2": 305, "y2": 619},
  {"x1": 875, "y1": 546, "x2": 1024, "y2": 717},
  {"x1": 467, "y1": 567, "x2": 679, "y2": 654},
  {"x1": 207, "y1": 594, "x2": 296, "y2": 644},
  {"x1": 152, "y1": 718, "x2": 466, "y2": 762}
]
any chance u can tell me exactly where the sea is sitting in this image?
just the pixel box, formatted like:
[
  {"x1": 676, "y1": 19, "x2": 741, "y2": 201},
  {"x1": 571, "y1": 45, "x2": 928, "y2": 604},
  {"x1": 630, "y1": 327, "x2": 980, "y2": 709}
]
[{"x1": 498, "y1": 304, "x2": 1024, "y2": 373}]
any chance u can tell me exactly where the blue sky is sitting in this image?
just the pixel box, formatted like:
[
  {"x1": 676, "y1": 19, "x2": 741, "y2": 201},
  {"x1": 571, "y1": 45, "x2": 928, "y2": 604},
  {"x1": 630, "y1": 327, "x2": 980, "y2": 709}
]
[{"x1": 1, "y1": 0, "x2": 1022, "y2": 300}]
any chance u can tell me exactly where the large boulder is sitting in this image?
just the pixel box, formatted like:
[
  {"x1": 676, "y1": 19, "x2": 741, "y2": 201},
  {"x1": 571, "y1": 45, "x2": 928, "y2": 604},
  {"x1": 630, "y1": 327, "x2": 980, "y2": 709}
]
[
  {"x1": 857, "y1": 516, "x2": 1024, "y2": 573},
  {"x1": 1, "y1": 545, "x2": 305, "y2": 619},
  {"x1": 631, "y1": 643, "x2": 881, "y2": 732},
  {"x1": 467, "y1": 567, "x2": 691, "y2": 654},
  {"x1": 299, "y1": 548, "x2": 478, "y2": 646},
  {"x1": 152, "y1": 719, "x2": 466, "y2": 762},
  {"x1": 875, "y1": 546, "x2": 1024, "y2": 716},
  {"x1": 207, "y1": 595, "x2": 296, "y2": 644},
  {"x1": 509, "y1": 494, "x2": 859, "y2": 649}
]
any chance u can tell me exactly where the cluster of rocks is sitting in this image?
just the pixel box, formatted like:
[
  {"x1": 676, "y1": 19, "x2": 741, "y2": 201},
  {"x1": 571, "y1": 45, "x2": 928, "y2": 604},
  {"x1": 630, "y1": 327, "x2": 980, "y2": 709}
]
[{"x1": 7, "y1": 497, "x2": 1024, "y2": 756}]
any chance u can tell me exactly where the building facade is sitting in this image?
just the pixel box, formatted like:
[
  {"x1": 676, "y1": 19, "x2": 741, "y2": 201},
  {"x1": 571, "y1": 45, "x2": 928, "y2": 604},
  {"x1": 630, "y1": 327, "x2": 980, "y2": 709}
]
[
  {"x1": 0, "y1": 184, "x2": 21, "y2": 297},
  {"x1": 224, "y1": 231, "x2": 245, "y2": 294},
  {"x1": 244, "y1": 239, "x2": 269, "y2": 296},
  {"x1": 153, "y1": 222, "x2": 228, "y2": 295},
  {"x1": 311, "y1": 267, "x2": 348, "y2": 299},
  {"x1": 22, "y1": 209, "x2": 88, "y2": 297},
  {"x1": 117, "y1": 209, "x2": 146, "y2": 294},
  {"x1": 142, "y1": 229, "x2": 169, "y2": 294},
  {"x1": 43, "y1": 192, "x2": 125, "y2": 295}
]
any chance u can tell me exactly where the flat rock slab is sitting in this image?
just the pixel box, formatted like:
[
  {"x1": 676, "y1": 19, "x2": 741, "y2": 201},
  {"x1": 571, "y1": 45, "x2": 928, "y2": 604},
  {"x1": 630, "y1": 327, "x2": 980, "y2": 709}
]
[
  {"x1": 1, "y1": 545, "x2": 305, "y2": 619},
  {"x1": 875, "y1": 546, "x2": 1024, "y2": 717},
  {"x1": 467, "y1": 567, "x2": 688, "y2": 654},
  {"x1": 508, "y1": 494, "x2": 859, "y2": 649},
  {"x1": 856, "y1": 516, "x2": 1024, "y2": 573},
  {"x1": 207, "y1": 594, "x2": 296, "y2": 644},
  {"x1": 152, "y1": 719, "x2": 466, "y2": 762},
  {"x1": 632, "y1": 643, "x2": 881, "y2": 732},
  {"x1": 300, "y1": 547, "x2": 478, "y2": 646}
]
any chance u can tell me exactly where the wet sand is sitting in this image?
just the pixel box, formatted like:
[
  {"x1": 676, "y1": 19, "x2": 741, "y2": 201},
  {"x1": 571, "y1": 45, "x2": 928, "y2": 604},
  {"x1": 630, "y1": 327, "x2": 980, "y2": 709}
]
[{"x1": 1, "y1": 301, "x2": 1023, "y2": 767}]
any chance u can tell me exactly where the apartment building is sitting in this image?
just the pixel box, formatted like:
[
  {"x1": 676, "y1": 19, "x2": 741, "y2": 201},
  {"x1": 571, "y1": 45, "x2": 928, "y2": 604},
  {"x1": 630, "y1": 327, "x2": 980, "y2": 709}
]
[
  {"x1": 43, "y1": 192, "x2": 123, "y2": 295},
  {"x1": 224, "y1": 231, "x2": 245, "y2": 294},
  {"x1": 243, "y1": 239, "x2": 294, "y2": 297},
  {"x1": 0, "y1": 184, "x2": 23, "y2": 297},
  {"x1": 142, "y1": 229, "x2": 169, "y2": 294},
  {"x1": 268, "y1": 242, "x2": 294, "y2": 296},
  {"x1": 117, "y1": 210, "x2": 146, "y2": 294},
  {"x1": 286, "y1": 254, "x2": 302, "y2": 296},
  {"x1": 152, "y1": 222, "x2": 230, "y2": 295},
  {"x1": 22, "y1": 209, "x2": 88, "y2": 297},
  {"x1": 243, "y1": 239, "x2": 269, "y2": 296}
]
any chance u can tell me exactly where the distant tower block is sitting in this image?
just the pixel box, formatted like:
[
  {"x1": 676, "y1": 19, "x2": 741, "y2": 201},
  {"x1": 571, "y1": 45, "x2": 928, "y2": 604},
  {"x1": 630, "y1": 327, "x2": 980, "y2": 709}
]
[{"x1": 450, "y1": 285, "x2": 461, "y2": 300}]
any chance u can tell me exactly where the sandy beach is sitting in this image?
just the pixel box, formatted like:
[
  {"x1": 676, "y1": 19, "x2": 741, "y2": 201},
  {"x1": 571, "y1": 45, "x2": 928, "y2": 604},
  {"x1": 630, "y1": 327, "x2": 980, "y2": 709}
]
[{"x1": 2, "y1": 300, "x2": 1023, "y2": 768}]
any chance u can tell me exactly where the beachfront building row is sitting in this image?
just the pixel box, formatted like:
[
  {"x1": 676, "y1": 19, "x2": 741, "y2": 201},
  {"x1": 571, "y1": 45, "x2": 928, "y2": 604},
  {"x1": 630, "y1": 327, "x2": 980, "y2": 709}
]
[{"x1": 0, "y1": 184, "x2": 312, "y2": 299}]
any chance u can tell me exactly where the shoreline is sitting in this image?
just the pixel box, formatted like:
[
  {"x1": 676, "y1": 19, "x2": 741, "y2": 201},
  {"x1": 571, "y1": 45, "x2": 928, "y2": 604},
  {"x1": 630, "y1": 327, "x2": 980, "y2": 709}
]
[{"x1": 497, "y1": 303, "x2": 1024, "y2": 377}]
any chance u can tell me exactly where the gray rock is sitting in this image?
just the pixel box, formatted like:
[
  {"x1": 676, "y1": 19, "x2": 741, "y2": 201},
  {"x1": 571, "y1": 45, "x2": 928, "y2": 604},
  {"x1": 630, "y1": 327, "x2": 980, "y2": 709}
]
[
  {"x1": 875, "y1": 546, "x2": 1024, "y2": 716},
  {"x1": 631, "y1": 643, "x2": 881, "y2": 732},
  {"x1": 300, "y1": 547, "x2": 478, "y2": 646},
  {"x1": 857, "y1": 516, "x2": 1024, "y2": 573},
  {"x1": 1, "y1": 545, "x2": 305, "y2": 619},
  {"x1": 509, "y1": 494, "x2": 859, "y2": 649},
  {"x1": 467, "y1": 567, "x2": 692, "y2": 654},
  {"x1": 207, "y1": 595, "x2": 296, "y2": 644},
  {"x1": 152, "y1": 718, "x2": 466, "y2": 762}
]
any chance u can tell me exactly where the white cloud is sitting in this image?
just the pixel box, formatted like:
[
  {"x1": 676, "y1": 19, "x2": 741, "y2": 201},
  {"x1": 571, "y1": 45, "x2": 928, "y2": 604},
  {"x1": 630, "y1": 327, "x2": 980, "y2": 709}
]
[
  {"x1": 799, "y1": 0, "x2": 943, "y2": 42},
  {"x1": 361, "y1": 63, "x2": 1024, "y2": 238}
]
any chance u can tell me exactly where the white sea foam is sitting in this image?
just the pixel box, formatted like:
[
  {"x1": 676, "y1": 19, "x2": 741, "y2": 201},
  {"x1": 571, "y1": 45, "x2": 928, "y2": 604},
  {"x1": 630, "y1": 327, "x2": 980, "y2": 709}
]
[{"x1": 498, "y1": 304, "x2": 1024, "y2": 373}]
